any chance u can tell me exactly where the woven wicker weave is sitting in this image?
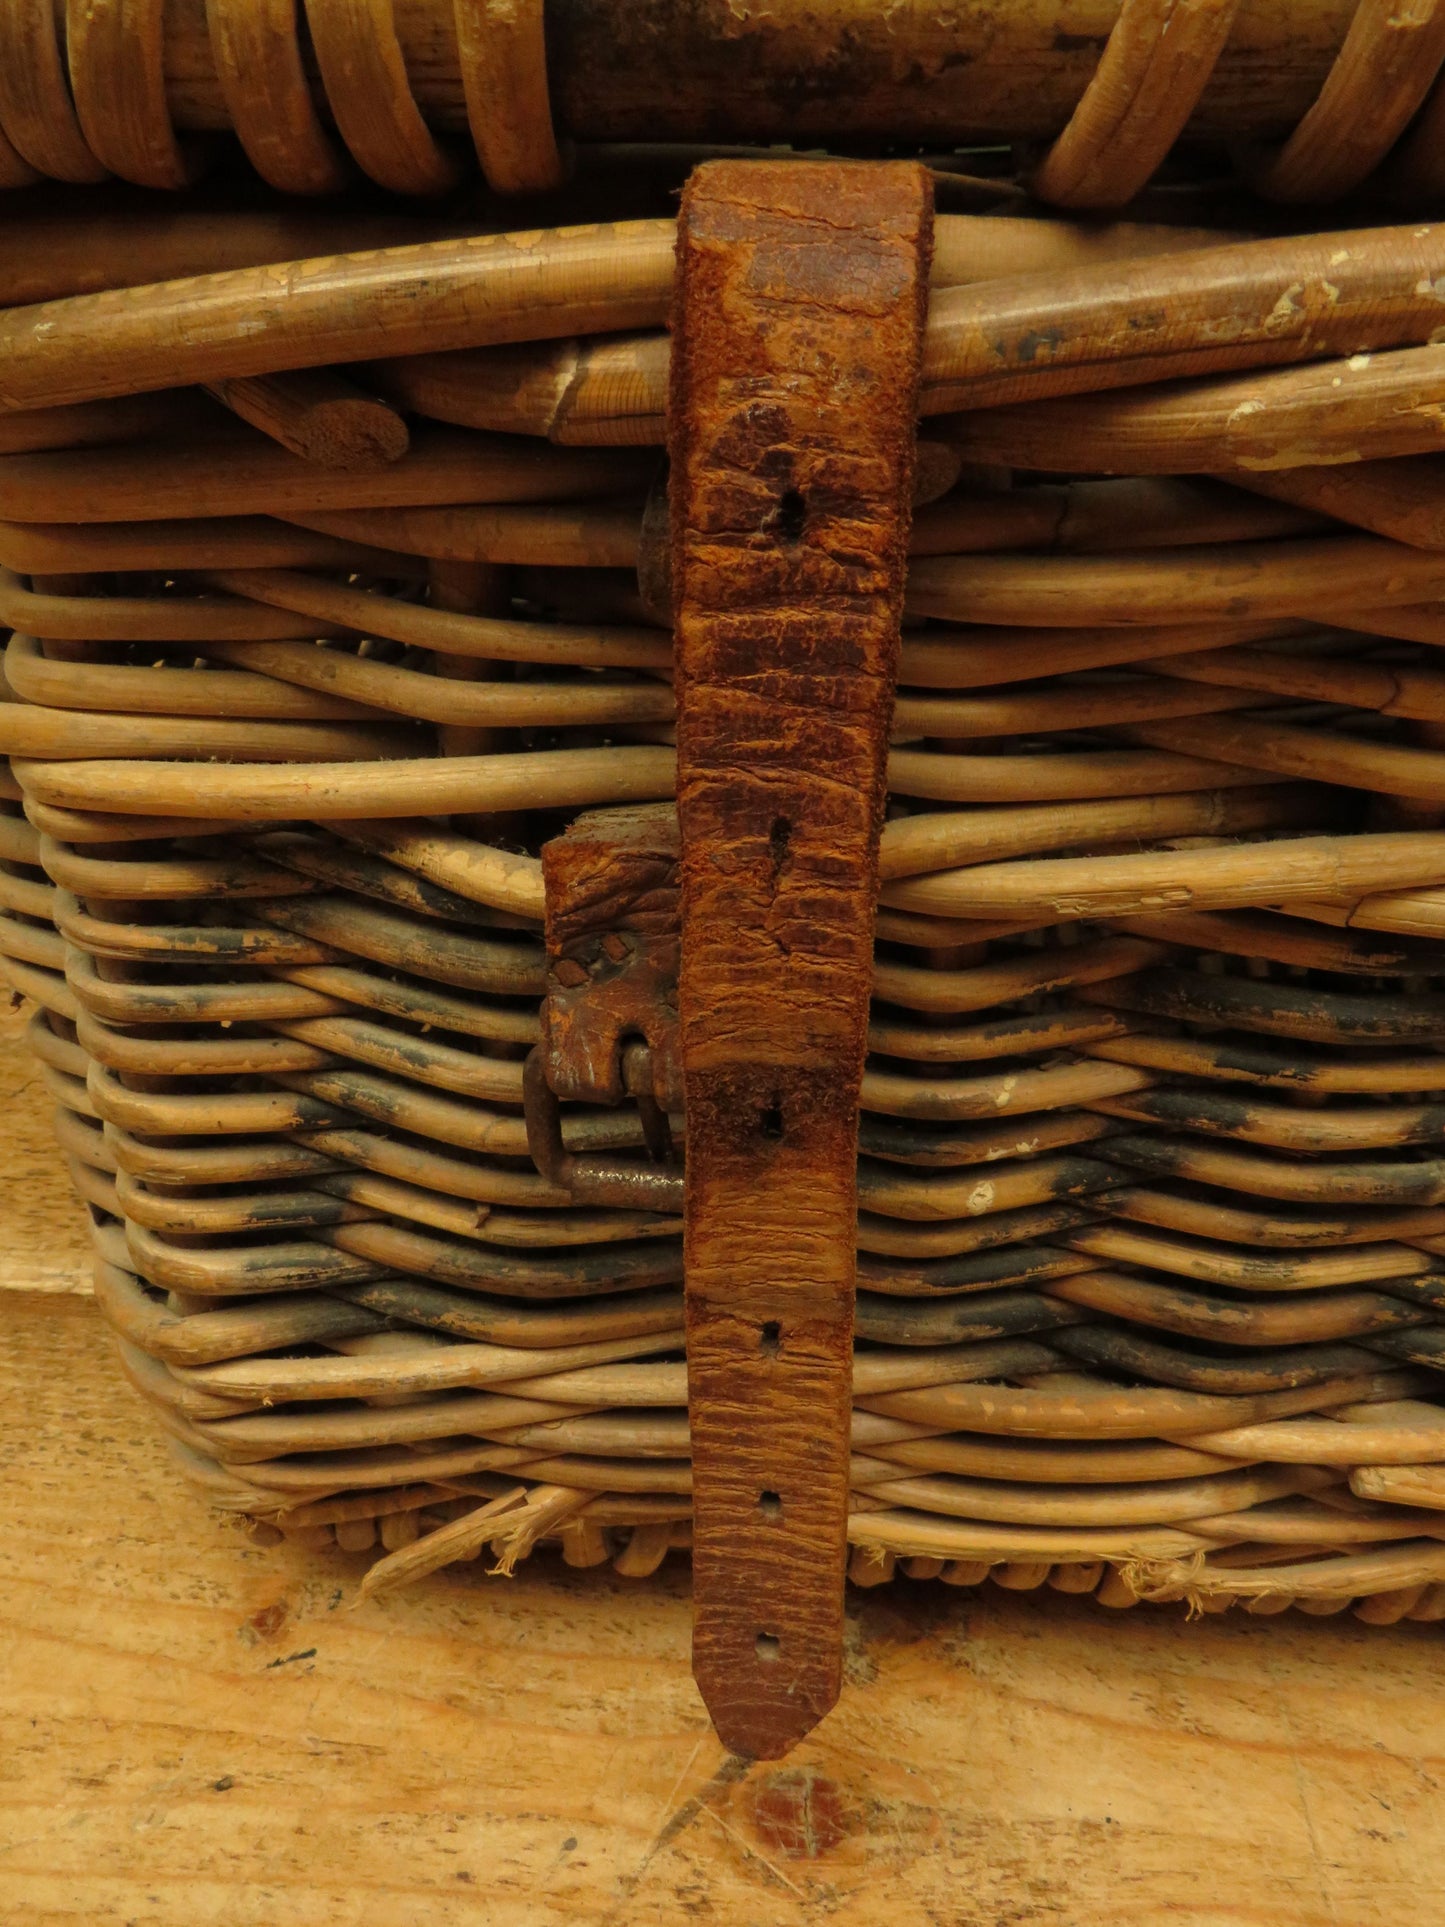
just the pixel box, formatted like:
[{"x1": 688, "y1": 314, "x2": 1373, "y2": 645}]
[
  {"x1": 4, "y1": 0, "x2": 1445, "y2": 207},
  {"x1": 7, "y1": 6, "x2": 1445, "y2": 1636}
]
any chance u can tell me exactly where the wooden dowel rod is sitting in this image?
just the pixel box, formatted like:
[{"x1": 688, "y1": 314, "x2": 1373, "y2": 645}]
[
  {"x1": 890, "y1": 679, "x2": 1267, "y2": 737},
  {"x1": 0, "y1": 208, "x2": 464, "y2": 306},
  {"x1": 923, "y1": 223, "x2": 1445, "y2": 413},
  {"x1": 3, "y1": 633, "x2": 379, "y2": 721},
  {"x1": 368, "y1": 215, "x2": 1236, "y2": 435},
  {"x1": 201, "y1": 567, "x2": 672, "y2": 670},
  {"x1": 0, "y1": 428, "x2": 645, "y2": 523},
  {"x1": 876, "y1": 785, "x2": 1317, "y2": 882},
  {"x1": 897, "y1": 618, "x2": 1302, "y2": 689},
  {"x1": 950, "y1": 342, "x2": 1445, "y2": 473},
  {"x1": 278, "y1": 503, "x2": 642, "y2": 569},
  {"x1": 204, "y1": 371, "x2": 411, "y2": 471},
  {"x1": 906, "y1": 535, "x2": 1445, "y2": 628},
  {"x1": 331, "y1": 821, "x2": 546, "y2": 920},
  {"x1": 0, "y1": 567, "x2": 351, "y2": 643},
  {"x1": 885, "y1": 745, "x2": 1279, "y2": 805},
  {"x1": 65, "y1": 1, "x2": 1365, "y2": 151},
  {"x1": 189, "y1": 637, "x2": 674, "y2": 729},
  {"x1": 1129, "y1": 713, "x2": 1445, "y2": 804},
  {"x1": 0, "y1": 391, "x2": 212, "y2": 456},
  {"x1": 1232, "y1": 458, "x2": 1445, "y2": 552},
  {"x1": 0, "y1": 208, "x2": 1228, "y2": 321},
  {"x1": 0, "y1": 516, "x2": 412, "y2": 575},
  {"x1": 0, "y1": 222, "x2": 679, "y2": 414},
  {"x1": 5, "y1": 751, "x2": 1311, "y2": 843},
  {"x1": 5, "y1": 217, "x2": 1443, "y2": 421},
  {"x1": 882, "y1": 831, "x2": 1445, "y2": 921},
  {"x1": 0, "y1": 690, "x2": 417, "y2": 763},
  {"x1": 857, "y1": 1372, "x2": 1404, "y2": 1442},
  {"x1": 1146, "y1": 642, "x2": 1445, "y2": 719},
  {"x1": 9, "y1": 744, "x2": 679, "y2": 819}
]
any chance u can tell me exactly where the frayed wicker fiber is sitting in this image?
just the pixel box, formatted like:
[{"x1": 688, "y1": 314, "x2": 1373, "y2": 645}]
[{"x1": 9, "y1": 11, "x2": 1445, "y2": 1746}]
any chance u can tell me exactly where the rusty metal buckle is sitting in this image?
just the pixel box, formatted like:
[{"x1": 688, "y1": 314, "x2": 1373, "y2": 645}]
[
  {"x1": 522, "y1": 1041, "x2": 683, "y2": 1212},
  {"x1": 522, "y1": 801, "x2": 685, "y2": 1212}
]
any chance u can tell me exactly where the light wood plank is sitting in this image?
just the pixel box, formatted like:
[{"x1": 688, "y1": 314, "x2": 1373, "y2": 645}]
[
  {"x1": 0, "y1": 1000, "x2": 91, "y2": 1292},
  {"x1": 0, "y1": 1291, "x2": 1443, "y2": 1925},
  {"x1": 4, "y1": 953, "x2": 1445, "y2": 1923}
]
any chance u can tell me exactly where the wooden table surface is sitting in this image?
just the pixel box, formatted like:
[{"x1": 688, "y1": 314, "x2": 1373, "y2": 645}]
[{"x1": 3, "y1": 1004, "x2": 1444, "y2": 1926}]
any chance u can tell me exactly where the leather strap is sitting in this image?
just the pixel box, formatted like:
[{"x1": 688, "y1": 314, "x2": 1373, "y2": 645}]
[
  {"x1": 670, "y1": 158, "x2": 932, "y2": 1757},
  {"x1": 540, "y1": 801, "x2": 682, "y2": 1115}
]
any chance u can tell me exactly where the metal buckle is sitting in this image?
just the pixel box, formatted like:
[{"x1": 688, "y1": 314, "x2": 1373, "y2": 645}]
[{"x1": 522, "y1": 1041, "x2": 682, "y2": 1211}]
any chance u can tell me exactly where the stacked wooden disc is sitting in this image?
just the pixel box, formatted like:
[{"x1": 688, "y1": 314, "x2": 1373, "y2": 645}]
[{"x1": 12, "y1": 135, "x2": 1445, "y2": 1614}]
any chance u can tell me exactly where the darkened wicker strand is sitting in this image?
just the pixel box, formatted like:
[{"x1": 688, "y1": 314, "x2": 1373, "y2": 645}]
[{"x1": 0, "y1": 2, "x2": 1441, "y2": 206}]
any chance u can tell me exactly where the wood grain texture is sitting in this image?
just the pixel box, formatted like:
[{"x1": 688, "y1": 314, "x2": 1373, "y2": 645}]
[
  {"x1": 671, "y1": 159, "x2": 930, "y2": 1756},
  {"x1": 0, "y1": 1001, "x2": 90, "y2": 1292},
  {"x1": 4, "y1": 1290, "x2": 1445, "y2": 1925},
  {"x1": 204, "y1": 370, "x2": 411, "y2": 470}
]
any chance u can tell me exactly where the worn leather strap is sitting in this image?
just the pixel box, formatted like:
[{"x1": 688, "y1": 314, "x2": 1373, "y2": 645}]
[
  {"x1": 670, "y1": 158, "x2": 932, "y2": 1757},
  {"x1": 540, "y1": 802, "x2": 682, "y2": 1114}
]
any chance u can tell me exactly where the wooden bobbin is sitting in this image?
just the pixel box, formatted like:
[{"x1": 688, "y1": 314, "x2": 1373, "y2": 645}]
[
  {"x1": 1031, "y1": 0, "x2": 1241, "y2": 211},
  {"x1": 455, "y1": 0, "x2": 567, "y2": 194}
]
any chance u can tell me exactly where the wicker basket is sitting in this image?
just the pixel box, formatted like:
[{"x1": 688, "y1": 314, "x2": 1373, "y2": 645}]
[{"x1": 8, "y1": 0, "x2": 1445, "y2": 1755}]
